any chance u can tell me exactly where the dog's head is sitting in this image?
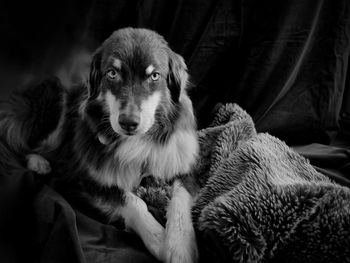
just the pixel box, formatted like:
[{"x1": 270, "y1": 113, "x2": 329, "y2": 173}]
[{"x1": 86, "y1": 28, "x2": 188, "y2": 139}]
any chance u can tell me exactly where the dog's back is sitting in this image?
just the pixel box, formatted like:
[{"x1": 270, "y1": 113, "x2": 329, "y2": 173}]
[
  {"x1": 0, "y1": 77, "x2": 66, "y2": 154},
  {"x1": 0, "y1": 77, "x2": 89, "y2": 179}
]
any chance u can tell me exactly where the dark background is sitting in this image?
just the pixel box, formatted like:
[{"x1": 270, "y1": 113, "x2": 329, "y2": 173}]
[
  {"x1": 1, "y1": 0, "x2": 350, "y2": 144},
  {"x1": 1, "y1": 0, "x2": 350, "y2": 262}
]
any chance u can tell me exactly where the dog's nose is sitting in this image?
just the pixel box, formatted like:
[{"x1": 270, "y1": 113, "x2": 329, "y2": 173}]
[{"x1": 118, "y1": 114, "x2": 140, "y2": 133}]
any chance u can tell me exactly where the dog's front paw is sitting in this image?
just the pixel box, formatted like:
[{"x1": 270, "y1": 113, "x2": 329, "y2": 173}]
[
  {"x1": 163, "y1": 227, "x2": 198, "y2": 263},
  {"x1": 26, "y1": 154, "x2": 51, "y2": 174}
]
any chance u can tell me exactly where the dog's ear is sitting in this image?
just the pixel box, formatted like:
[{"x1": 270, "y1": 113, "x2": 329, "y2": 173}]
[
  {"x1": 167, "y1": 50, "x2": 189, "y2": 103},
  {"x1": 88, "y1": 49, "x2": 102, "y2": 99}
]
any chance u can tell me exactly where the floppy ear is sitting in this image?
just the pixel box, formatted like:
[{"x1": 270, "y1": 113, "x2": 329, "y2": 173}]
[
  {"x1": 167, "y1": 50, "x2": 189, "y2": 103},
  {"x1": 88, "y1": 49, "x2": 102, "y2": 99}
]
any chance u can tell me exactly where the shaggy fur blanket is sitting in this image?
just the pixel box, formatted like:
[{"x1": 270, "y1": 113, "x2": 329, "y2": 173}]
[{"x1": 138, "y1": 104, "x2": 350, "y2": 263}]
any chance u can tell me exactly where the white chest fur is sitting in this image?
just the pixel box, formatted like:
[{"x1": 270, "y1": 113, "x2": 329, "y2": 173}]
[{"x1": 88, "y1": 129, "x2": 199, "y2": 191}]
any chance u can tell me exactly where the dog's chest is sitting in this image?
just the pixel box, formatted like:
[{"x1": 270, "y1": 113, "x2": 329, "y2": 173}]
[{"x1": 89, "y1": 130, "x2": 198, "y2": 191}]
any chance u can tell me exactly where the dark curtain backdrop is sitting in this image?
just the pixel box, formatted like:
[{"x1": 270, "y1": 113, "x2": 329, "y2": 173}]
[
  {"x1": 136, "y1": 0, "x2": 350, "y2": 145},
  {"x1": 1, "y1": 1, "x2": 350, "y2": 263},
  {"x1": 1, "y1": 0, "x2": 350, "y2": 144}
]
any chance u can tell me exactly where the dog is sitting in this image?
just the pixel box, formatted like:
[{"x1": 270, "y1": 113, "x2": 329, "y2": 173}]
[{"x1": 0, "y1": 28, "x2": 199, "y2": 262}]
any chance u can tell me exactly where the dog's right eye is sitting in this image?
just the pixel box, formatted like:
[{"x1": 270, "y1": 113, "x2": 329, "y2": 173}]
[{"x1": 106, "y1": 69, "x2": 118, "y2": 79}]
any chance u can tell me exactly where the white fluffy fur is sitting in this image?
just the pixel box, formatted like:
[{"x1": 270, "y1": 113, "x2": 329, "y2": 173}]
[
  {"x1": 94, "y1": 193, "x2": 165, "y2": 261},
  {"x1": 116, "y1": 129, "x2": 198, "y2": 181},
  {"x1": 139, "y1": 92, "x2": 161, "y2": 133},
  {"x1": 120, "y1": 192, "x2": 165, "y2": 261},
  {"x1": 164, "y1": 181, "x2": 198, "y2": 263},
  {"x1": 87, "y1": 128, "x2": 198, "y2": 190},
  {"x1": 105, "y1": 90, "x2": 122, "y2": 134}
]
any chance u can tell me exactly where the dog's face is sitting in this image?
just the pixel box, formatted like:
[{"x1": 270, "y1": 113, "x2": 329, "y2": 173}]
[{"x1": 88, "y1": 28, "x2": 188, "y2": 138}]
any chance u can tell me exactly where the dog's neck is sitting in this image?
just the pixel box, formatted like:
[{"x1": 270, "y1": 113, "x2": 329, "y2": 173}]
[
  {"x1": 78, "y1": 126, "x2": 198, "y2": 191},
  {"x1": 75, "y1": 93, "x2": 198, "y2": 191},
  {"x1": 118, "y1": 127, "x2": 198, "y2": 179}
]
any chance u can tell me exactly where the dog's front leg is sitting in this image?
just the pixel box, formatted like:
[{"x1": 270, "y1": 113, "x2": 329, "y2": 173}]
[
  {"x1": 119, "y1": 192, "x2": 165, "y2": 261},
  {"x1": 164, "y1": 180, "x2": 198, "y2": 263}
]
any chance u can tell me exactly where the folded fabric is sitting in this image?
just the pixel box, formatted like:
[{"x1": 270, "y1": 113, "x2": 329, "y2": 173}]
[{"x1": 139, "y1": 104, "x2": 350, "y2": 263}]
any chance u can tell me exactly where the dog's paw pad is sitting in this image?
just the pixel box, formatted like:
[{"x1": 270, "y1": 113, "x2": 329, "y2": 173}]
[{"x1": 26, "y1": 154, "x2": 51, "y2": 174}]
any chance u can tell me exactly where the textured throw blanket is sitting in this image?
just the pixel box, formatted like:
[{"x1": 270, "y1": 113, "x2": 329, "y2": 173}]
[{"x1": 138, "y1": 104, "x2": 350, "y2": 263}]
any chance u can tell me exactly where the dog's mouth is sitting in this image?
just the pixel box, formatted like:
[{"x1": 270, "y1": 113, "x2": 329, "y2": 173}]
[
  {"x1": 120, "y1": 130, "x2": 138, "y2": 136},
  {"x1": 97, "y1": 128, "x2": 137, "y2": 145},
  {"x1": 95, "y1": 118, "x2": 122, "y2": 144}
]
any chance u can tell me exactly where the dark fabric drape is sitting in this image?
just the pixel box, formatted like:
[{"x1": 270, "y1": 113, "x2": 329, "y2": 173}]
[
  {"x1": 1, "y1": 0, "x2": 349, "y2": 145},
  {"x1": 294, "y1": 141, "x2": 350, "y2": 187},
  {"x1": 137, "y1": 0, "x2": 350, "y2": 145}
]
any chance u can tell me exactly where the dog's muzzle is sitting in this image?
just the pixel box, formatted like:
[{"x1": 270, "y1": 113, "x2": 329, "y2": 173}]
[{"x1": 118, "y1": 114, "x2": 140, "y2": 134}]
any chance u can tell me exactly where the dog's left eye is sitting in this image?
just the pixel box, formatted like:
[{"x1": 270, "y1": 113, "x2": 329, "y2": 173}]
[
  {"x1": 107, "y1": 69, "x2": 118, "y2": 79},
  {"x1": 150, "y1": 72, "x2": 160, "y2": 81}
]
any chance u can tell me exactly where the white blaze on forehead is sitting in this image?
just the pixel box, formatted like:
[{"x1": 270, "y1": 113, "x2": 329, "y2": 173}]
[
  {"x1": 113, "y1": 58, "x2": 122, "y2": 69},
  {"x1": 145, "y1": 65, "x2": 155, "y2": 75},
  {"x1": 105, "y1": 90, "x2": 121, "y2": 133},
  {"x1": 139, "y1": 91, "x2": 161, "y2": 133}
]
